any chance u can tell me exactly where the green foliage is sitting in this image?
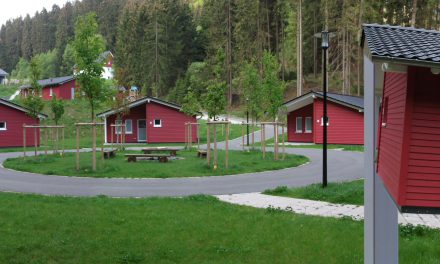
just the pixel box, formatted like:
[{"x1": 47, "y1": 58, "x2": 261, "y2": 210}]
[
  {"x1": 168, "y1": 62, "x2": 208, "y2": 105},
  {"x1": 22, "y1": 95, "x2": 45, "y2": 120},
  {"x1": 181, "y1": 90, "x2": 201, "y2": 116},
  {"x1": 72, "y1": 12, "x2": 106, "y2": 121},
  {"x1": 61, "y1": 43, "x2": 76, "y2": 75},
  {"x1": 240, "y1": 61, "x2": 263, "y2": 119},
  {"x1": 33, "y1": 49, "x2": 58, "y2": 79},
  {"x1": 50, "y1": 95, "x2": 65, "y2": 125},
  {"x1": 21, "y1": 57, "x2": 44, "y2": 119},
  {"x1": 10, "y1": 58, "x2": 30, "y2": 81},
  {"x1": 261, "y1": 51, "x2": 286, "y2": 120}
]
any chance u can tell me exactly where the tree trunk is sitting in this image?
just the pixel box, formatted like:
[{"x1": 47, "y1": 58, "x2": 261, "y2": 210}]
[
  {"x1": 227, "y1": 0, "x2": 232, "y2": 108},
  {"x1": 357, "y1": 0, "x2": 364, "y2": 96},
  {"x1": 296, "y1": 0, "x2": 303, "y2": 97},
  {"x1": 411, "y1": 0, "x2": 418, "y2": 27}
]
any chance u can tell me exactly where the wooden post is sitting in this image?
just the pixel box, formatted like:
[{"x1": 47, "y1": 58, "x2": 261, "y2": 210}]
[
  {"x1": 101, "y1": 124, "x2": 105, "y2": 161},
  {"x1": 282, "y1": 125, "x2": 286, "y2": 160},
  {"x1": 189, "y1": 123, "x2": 192, "y2": 149},
  {"x1": 252, "y1": 119, "x2": 255, "y2": 146},
  {"x1": 214, "y1": 124, "x2": 218, "y2": 169},
  {"x1": 62, "y1": 127, "x2": 65, "y2": 156},
  {"x1": 241, "y1": 122, "x2": 244, "y2": 151},
  {"x1": 23, "y1": 124, "x2": 26, "y2": 159},
  {"x1": 76, "y1": 125, "x2": 80, "y2": 170},
  {"x1": 274, "y1": 123, "x2": 278, "y2": 160},
  {"x1": 197, "y1": 123, "x2": 200, "y2": 150},
  {"x1": 225, "y1": 122, "x2": 229, "y2": 169},
  {"x1": 262, "y1": 124, "x2": 265, "y2": 159},
  {"x1": 56, "y1": 127, "x2": 59, "y2": 154},
  {"x1": 44, "y1": 128, "x2": 48, "y2": 156},
  {"x1": 184, "y1": 123, "x2": 187, "y2": 149},
  {"x1": 92, "y1": 123, "x2": 97, "y2": 171},
  {"x1": 207, "y1": 123, "x2": 211, "y2": 166},
  {"x1": 111, "y1": 126, "x2": 114, "y2": 150},
  {"x1": 34, "y1": 127, "x2": 37, "y2": 157}
]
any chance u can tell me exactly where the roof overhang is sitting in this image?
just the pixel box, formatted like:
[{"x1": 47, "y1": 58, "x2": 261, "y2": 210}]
[
  {"x1": 282, "y1": 91, "x2": 364, "y2": 113},
  {"x1": 0, "y1": 99, "x2": 47, "y2": 119},
  {"x1": 97, "y1": 97, "x2": 182, "y2": 118}
]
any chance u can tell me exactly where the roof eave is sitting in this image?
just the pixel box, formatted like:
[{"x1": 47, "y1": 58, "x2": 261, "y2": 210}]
[{"x1": 371, "y1": 54, "x2": 440, "y2": 69}]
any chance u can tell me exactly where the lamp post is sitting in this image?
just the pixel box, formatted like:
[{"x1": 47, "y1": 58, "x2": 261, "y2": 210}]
[
  {"x1": 246, "y1": 97, "x2": 249, "y2": 146},
  {"x1": 321, "y1": 30, "x2": 329, "y2": 188}
]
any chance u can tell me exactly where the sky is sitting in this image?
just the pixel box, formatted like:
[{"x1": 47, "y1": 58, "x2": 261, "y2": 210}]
[{"x1": 0, "y1": 0, "x2": 72, "y2": 26}]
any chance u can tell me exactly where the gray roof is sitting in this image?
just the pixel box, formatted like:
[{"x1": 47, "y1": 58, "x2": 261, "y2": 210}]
[
  {"x1": 20, "y1": 75, "x2": 75, "y2": 89},
  {"x1": 97, "y1": 96, "x2": 183, "y2": 118},
  {"x1": 283, "y1": 91, "x2": 364, "y2": 112},
  {"x1": 97, "y1": 51, "x2": 113, "y2": 63},
  {"x1": 0, "y1": 68, "x2": 8, "y2": 76},
  {"x1": 316, "y1": 92, "x2": 364, "y2": 109},
  {"x1": 0, "y1": 98, "x2": 47, "y2": 119},
  {"x1": 362, "y1": 24, "x2": 440, "y2": 66}
]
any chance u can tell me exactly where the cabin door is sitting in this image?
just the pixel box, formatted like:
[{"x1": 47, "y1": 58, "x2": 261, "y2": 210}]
[{"x1": 138, "y1": 120, "x2": 147, "y2": 142}]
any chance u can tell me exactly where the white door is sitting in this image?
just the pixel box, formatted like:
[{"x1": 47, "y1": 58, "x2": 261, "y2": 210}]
[
  {"x1": 138, "y1": 120, "x2": 147, "y2": 142},
  {"x1": 71, "y1": 87, "x2": 75, "y2": 100}
]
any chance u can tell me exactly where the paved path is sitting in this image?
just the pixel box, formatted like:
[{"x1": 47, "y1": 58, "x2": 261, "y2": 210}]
[
  {"x1": 216, "y1": 193, "x2": 440, "y2": 229},
  {"x1": 0, "y1": 146, "x2": 362, "y2": 197}
]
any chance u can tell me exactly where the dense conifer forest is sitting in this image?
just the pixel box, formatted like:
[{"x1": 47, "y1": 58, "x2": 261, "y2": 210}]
[{"x1": 1, "y1": 0, "x2": 440, "y2": 103}]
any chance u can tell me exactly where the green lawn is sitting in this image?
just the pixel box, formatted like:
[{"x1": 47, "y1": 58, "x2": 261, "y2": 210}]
[
  {"x1": 0, "y1": 193, "x2": 438, "y2": 263},
  {"x1": 255, "y1": 133, "x2": 364, "y2": 152},
  {"x1": 4, "y1": 149, "x2": 308, "y2": 178},
  {"x1": 264, "y1": 180, "x2": 364, "y2": 205},
  {"x1": 0, "y1": 84, "x2": 19, "y2": 99}
]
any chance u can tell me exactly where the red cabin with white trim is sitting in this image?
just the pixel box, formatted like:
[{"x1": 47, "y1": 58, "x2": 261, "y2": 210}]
[
  {"x1": 0, "y1": 98, "x2": 47, "y2": 148},
  {"x1": 97, "y1": 97, "x2": 197, "y2": 143},
  {"x1": 20, "y1": 76, "x2": 77, "y2": 101},
  {"x1": 283, "y1": 91, "x2": 364, "y2": 145},
  {"x1": 363, "y1": 24, "x2": 440, "y2": 213}
]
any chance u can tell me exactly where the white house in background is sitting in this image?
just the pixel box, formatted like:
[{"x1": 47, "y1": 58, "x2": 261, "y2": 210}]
[
  {"x1": 73, "y1": 51, "x2": 114, "y2": 80},
  {"x1": 98, "y1": 51, "x2": 114, "y2": 80}
]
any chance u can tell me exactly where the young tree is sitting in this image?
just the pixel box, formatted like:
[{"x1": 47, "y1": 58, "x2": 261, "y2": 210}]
[
  {"x1": 50, "y1": 95, "x2": 64, "y2": 125},
  {"x1": 240, "y1": 61, "x2": 263, "y2": 120},
  {"x1": 203, "y1": 49, "x2": 227, "y2": 120},
  {"x1": 22, "y1": 57, "x2": 44, "y2": 119},
  {"x1": 181, "y1": 89, "x2": 201, "y2": 117},
  {"x1": 72, "y1": 12, "x2": 106, "y2": 121},
  {"x1": 261, "y1": 51, "x2": 285, "y2": 121}
]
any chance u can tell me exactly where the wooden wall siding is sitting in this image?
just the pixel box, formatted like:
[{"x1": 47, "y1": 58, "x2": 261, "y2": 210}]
[
  {"x1": 377, "y1": 72, "x2": 408, "y2": 202},
  {"x1": 287, "y1": 104, "x2": 314, "y2": 142},
  {"x1": 0, "y1": 104, "x2": 40, "y2": 147},
  {"x1": 313, "y1": 98, "x2": 364, "y2": 145},
  {"x1": 106, "y1": 104, "x2": 146, "y2": 143},
  {"x1": 406, "y1": 67, "x2": 440, "y2": 207},
  {"x1": 146, "y1": 102, "x2": 197, "y2": 143},
  {"x1": 41, "y1": 80, "x2": 76, "y2": 100}
]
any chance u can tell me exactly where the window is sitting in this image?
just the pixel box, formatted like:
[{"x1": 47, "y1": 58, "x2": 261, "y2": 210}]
[
  {"x1": 71, "y1": 87, "x2": 75, "y2": 100},
  {"x1": 50, "y1": 88, "x2": 53, "y2": 97},
  {"x1": 116, "y1": 119, "x2": 132, "y2": 134},
  {"x1": 305, "y1": 117, "x2": 312, "y2": 133},
  {"x1": 296, "y1": 117, "x2": 303, "y2": 133},
  {"x1": 320, "y1": 117, "x2": 330, "y2": 126},
  {"x1": 0, "y1": 122, "x2": 6, "y2": 131},
  {"x1": 154, "y1": 119, "x2": 162, "y2": 128},
  {"x1": 382, "y1": 97, "x2": 389, "y2": 127},
  {"x1": 125, "y1": 119, "x2": 133, "y2": 134}
]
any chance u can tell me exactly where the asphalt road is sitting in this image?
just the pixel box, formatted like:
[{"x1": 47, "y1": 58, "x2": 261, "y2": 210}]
[{"x1": 0, "y1": 126, "x2": 363, "y2": 197}]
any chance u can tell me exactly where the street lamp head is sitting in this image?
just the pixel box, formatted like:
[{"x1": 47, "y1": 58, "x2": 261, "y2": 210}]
[{"x1": 321, "y1": 31, "x2": 329, "y2": 49}]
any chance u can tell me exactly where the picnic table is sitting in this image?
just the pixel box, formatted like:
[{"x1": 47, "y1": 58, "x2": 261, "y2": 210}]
[
  {"x1": 141, "y1": 147, "x2": 180, "y2": 156},
  {"x1": 103, "y1": 148, "x2": 117, "y2": 159},
  {"x1": 125, "y1": 153, "x2": 171, "y2": 163}
]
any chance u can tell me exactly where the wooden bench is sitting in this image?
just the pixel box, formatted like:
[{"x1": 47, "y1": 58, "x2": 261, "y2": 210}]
[
  {"x1": 124, "y1": 154, "x2": 171, "y2": 163},
  {"x1": 197, "y1": 149, "x2": 207, "y2": 158},
  {"x1": 103, "y1": 149, "x2": 117, "y2": 159},
  {"x1": 141, "y1": 147, "x2": 180, "y2": 156}
]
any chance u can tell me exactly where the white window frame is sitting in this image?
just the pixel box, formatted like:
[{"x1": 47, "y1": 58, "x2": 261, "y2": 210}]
[
  {"x1": 49, "y1": 88, "x2": 53, "y2": 97},
  {"x1": 71, "y1": 87, "x2": 75, "y2": 100},
  {"x1": 320, "y1": 117, "x2": 330, "y2": 126},
  {"x1": 125, "y1": 119, "x2": 133, "y2": 134},
  {"x1": 305, "y1": 117, "x2": 312, "y2": 133},
  {"x1": 115, "y1": 119, "x2": 122, "y2": 134},
  {"x1": 295, "y1": 117, "x2": 303, "y2": 133},
  {"x1": 0, "y1": 121, "x2": 6, "y2": 131},
  {"x1": 153, "y1": 119, "x2": 162, "y2": 128}
]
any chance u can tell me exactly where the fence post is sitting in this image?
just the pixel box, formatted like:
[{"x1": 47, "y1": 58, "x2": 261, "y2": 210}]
[
  {"x1": 23, "y1": 124, "x2": 26, "y2": 159},
  {"x1": 76, "y1": 125, "x2": 80, "y2": 170}
]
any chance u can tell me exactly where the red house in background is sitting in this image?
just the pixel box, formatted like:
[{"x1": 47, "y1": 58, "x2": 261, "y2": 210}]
[
  {"x1": 283, "y1": 91, "x2": 364, "y2": 145},
  {"x1": 97, "y1": 97, "x2": 197, "y2": 144},
  {"x1": 363, "y1": 24, "x2": 440, "y2": 212},
  {"x1": 0, "y1": 98, "x2": 47, "y2": 148},
  {"x1": 20, "y1": 75, "x2": 76, "y2": 101}
]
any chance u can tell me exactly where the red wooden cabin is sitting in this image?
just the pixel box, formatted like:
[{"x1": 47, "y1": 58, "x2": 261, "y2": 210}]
[
  {"x1": 20, "y1": 75, "x2": 76, "y2": 101},
  {"x1": 0, "y1": 98, "x2": 47, "y2": 148},
  {"x1": 97, "y1": 97, "x2": 197, "y2": 144},
  {"x1": 363, "y1": 24, "x2": 440, "y2": 213},
  {"x1": 283, "y1": 91, "x2": 364, "y2": 145}
]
